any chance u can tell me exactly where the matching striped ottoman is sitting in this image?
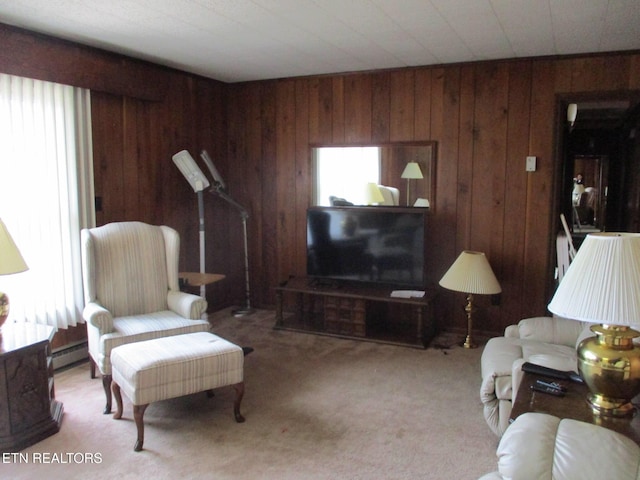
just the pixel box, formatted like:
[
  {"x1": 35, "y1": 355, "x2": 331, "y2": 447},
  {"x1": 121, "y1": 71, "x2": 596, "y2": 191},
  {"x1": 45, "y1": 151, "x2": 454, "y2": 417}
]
[{"x1": 110, "y1": 331, "x2": 245, "y2": 451}]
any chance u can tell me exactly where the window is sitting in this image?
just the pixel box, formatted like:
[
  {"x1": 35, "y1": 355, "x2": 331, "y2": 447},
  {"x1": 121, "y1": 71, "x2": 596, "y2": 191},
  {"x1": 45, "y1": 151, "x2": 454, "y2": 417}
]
[
  {"x1": 0, "y1": 73, "x2": 95, "y2": 329},
  {"x1": 313, "y1": 146, "x2": 380, "y2": 206}
]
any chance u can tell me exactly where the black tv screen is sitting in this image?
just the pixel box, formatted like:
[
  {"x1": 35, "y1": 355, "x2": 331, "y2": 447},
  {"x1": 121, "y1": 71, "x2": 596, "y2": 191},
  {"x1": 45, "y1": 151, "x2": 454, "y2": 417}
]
[{"x1": 306, "y1": 206, "x2": 426, "y2": 288}]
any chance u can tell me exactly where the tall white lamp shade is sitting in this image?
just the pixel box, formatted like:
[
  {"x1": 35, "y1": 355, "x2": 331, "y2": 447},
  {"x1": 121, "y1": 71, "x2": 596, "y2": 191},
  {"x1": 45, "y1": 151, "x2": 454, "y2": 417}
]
[{"x1": 548, "y1": 232, "x2": 640, "y2": 416}]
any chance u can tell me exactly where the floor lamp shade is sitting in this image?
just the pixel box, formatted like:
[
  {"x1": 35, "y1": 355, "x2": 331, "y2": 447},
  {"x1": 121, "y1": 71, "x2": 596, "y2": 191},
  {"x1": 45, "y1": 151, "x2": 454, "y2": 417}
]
[
  {"x1": 439, "y1": 251, "x2": 501, "y2": 296},
  {"x1": 401, "y1": 162, "x2": 423, "y2": 180},
  {"x1": 401, "y1": 162, "x2": 423, "y2": 206},
  {"x1": 548, "y1": 232, "x2": 640, "y2": 416},
  {"x1": 439, "y1": 251, "x2": 501, "y2": 349}
]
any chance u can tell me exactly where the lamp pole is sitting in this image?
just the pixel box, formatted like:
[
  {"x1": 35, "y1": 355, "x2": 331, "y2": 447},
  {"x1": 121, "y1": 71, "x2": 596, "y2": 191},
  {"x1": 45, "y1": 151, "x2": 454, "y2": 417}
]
[{"x1": 210, "y1": 185, "x2": 254, "y2": 317}]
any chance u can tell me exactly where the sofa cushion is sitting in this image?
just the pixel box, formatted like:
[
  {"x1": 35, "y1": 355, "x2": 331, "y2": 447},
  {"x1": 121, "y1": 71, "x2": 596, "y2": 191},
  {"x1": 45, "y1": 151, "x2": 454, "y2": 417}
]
[
  {"x1": 90, "y1": 310, "x2": 211, "y2": 375},
  {"x1": 515, "y1": 316, "x2": 586, "y2": 348},
  {"x1": 521, "y1": 340, "x2": 577, "y2": 372}
]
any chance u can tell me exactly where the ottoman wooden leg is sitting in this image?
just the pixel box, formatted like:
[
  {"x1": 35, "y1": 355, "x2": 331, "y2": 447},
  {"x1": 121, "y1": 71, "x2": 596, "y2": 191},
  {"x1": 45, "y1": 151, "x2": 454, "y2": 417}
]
[
  {"x1": 232, "y1": 382, "x2": 245, "y2": 423},
  {"x1": 133, "y1": 404, "x2": 149, "y2": 452},
  {"x1": 113, "y1": 381, "x2": 148, "y2": 452},
  {"x1": 112, "y1": 381, "x2": 124, "y2": 419}
]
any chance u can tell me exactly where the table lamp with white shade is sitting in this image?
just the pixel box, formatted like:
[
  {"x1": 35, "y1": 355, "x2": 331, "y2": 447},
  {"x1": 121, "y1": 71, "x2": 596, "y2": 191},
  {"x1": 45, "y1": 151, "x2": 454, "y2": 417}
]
[
  {"x1": 548, "y1": 232, "x2": 640, "y2": 417},
  {"x1": 0, "y1": 218, "x2": 28, "y2": 331},
  {"x1": 365, "y1": 182, "x2": 384, "y2": 205},
  {"x1": 439, "y1": 251, "x2": 501, "y2": 349}
]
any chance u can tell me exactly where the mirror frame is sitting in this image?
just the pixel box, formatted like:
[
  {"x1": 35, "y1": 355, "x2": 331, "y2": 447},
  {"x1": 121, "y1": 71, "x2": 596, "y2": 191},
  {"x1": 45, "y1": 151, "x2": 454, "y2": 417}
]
[{"x1": 310, "y1": 141, "x2": 437, "y2": 208}]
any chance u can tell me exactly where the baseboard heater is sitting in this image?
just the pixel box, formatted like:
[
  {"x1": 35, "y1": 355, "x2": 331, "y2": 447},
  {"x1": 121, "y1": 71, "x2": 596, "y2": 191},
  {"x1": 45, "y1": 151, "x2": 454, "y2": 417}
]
[{"x1": 52, "y1": 340, "x2": 88, "y2": 370}]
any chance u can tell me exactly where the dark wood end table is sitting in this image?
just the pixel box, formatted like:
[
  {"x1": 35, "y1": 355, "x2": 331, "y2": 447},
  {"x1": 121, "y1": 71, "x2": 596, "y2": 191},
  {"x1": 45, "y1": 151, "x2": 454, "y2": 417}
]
[
  {"x1": 510, "y1": 371, "x2": 640, "y2": 445},
  {"x1": 0, "y1": 323, "x2": 64, "y2": 453}
]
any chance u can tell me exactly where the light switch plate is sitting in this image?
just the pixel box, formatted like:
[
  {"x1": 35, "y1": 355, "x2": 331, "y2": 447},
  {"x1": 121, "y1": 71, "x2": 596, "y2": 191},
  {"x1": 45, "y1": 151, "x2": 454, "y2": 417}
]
[{"x1": 526, "y1": 156, "x2": 537, "y2": 172}]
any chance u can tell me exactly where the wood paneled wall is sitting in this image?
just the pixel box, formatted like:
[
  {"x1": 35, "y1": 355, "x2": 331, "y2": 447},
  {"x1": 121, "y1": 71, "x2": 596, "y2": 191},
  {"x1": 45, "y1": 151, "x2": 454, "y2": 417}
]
[
  {"x1": 0, "y1": 24, "x2": 233, "y2": 340},
  {"x1": 227, "y1": 54, "x2": 640, "y2": 334},
  {"x1": 2, "y1": 23, "x2": 640, "y2": 336}
]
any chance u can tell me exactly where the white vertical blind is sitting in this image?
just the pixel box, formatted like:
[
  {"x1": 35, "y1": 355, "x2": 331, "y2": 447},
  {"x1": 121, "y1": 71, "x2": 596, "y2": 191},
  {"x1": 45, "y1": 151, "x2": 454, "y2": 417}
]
[{"x1": 0, "y1": 73, "x2": 95, "y2": 329}]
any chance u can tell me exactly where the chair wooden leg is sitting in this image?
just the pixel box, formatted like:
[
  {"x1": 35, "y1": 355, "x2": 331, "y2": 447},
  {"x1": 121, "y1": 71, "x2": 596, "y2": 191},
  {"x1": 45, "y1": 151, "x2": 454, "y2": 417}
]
[
  {"x1": 90, "y1": 358, "x2": 96, "y2": 379},
  {"x1": 232, "y1": 382, "x2": 245, "y2": 423},
  {"x1": 102, "y1": 374, "x2": 112, "y2": 414},
  {"x1": 133, "y1": 404, "x2": 149, "y2": 452}
]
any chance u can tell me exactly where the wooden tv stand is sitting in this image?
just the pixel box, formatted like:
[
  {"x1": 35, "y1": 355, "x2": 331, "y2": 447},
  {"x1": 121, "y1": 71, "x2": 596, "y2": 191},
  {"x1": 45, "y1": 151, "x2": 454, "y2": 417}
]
[{"x1": 275, "y1": 276, "x2": 437, "y2": 348}]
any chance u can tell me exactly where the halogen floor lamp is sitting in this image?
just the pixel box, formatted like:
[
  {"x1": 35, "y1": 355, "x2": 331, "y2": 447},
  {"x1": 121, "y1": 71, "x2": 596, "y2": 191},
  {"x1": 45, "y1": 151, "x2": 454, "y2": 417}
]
[
  {"x1": 209, "y1": 183, "x2": 254, "y2": 317},
  {"x1": 172, "y1": 150, "x2": 254, "y2": 317},
  {"x1": 172, "y1": 150, "x2": 210, "y2": 299}
]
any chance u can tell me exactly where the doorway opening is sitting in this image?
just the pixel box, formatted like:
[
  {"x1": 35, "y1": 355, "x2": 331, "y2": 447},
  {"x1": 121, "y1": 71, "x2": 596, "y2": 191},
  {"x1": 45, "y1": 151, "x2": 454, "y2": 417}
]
[{"x1": 555, "y1": 92, "x2": 640, "y2": 251}]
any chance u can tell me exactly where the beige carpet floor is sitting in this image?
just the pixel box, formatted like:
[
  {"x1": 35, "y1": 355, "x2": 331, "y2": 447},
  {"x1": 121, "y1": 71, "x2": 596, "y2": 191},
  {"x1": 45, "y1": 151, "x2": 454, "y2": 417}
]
[{"x1": 5, "y1": 308, "x2": 499, "y2": 479}]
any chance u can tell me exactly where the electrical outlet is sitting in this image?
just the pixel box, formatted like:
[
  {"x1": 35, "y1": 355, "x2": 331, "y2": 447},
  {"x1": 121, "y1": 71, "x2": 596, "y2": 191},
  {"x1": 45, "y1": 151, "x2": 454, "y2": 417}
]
[{"x1": 526, "y1": 156, "x2": 537, "y2": 172}]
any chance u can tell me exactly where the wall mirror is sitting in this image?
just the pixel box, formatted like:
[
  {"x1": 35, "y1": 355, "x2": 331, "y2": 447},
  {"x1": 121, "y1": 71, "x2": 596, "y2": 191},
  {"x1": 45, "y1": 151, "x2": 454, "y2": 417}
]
[{"x1": 311, "y1": 142, "x2": 436, "y2": 208}]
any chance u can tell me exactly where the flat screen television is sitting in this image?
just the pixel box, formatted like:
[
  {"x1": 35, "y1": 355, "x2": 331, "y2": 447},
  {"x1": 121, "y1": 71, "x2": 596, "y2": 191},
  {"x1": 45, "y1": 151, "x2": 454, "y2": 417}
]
[{"x1": 306, "y1": 206, "x2": 426, "y2": 288}]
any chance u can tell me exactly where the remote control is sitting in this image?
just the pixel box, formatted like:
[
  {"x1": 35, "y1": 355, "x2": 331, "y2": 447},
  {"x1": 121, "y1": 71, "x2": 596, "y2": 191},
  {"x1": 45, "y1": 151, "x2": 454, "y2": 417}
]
[
  {"x1": 535, "y1": 379, "x2": 567, "y2": 392},
  {"x1": 522, "y1": 362, "x2": 584, "y2": 383},
  {"x1": 530, "y1": 384, "x2": 565, "y2": 397}
]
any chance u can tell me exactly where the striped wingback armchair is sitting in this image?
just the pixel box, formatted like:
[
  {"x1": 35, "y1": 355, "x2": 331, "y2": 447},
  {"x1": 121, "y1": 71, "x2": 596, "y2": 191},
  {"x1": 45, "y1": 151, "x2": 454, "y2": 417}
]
[{"x1": 81, "y1": 221, "x2": 210, "y2": 414}]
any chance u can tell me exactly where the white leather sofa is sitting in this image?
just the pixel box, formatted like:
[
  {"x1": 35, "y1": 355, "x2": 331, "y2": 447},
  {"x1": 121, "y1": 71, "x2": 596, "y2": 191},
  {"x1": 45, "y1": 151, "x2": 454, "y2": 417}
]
[
  {"x1": 480, "y1": 316, "x2": 591, "y2": 436},
  {"x1": 479, "y1": 412, "x2": 640, "y2": 480}
]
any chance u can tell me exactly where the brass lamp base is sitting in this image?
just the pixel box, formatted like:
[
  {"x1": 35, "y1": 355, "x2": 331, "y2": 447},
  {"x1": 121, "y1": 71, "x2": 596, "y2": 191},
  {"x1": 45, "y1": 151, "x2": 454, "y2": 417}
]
[
  {"x1": 0, "y1": 291, "x2": 9, "y2": 329},
  {"x1": 462, "y1": 335, "x2": 476, "y2": 349},
  {"x1": 578, "y1": 324, "x2": 640, "y2": 417},
  {"x1": 462, "y1": 294, "x2": 477, "y2": 349}
]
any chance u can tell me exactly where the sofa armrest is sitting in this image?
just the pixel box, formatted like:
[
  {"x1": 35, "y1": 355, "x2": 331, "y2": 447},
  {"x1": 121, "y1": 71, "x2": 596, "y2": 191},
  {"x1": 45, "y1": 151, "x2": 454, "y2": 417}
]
[
  {"x1": 490, "y1": 413, "x2": 640, "y2": 480},
  {"x1": 83, "y1": 302, "x2": 114, "y2": 334},
  {"x1": 480, "y1": 337, "x2": 525, "y2": 436},
  {"x1": 503, "y1": 324, "x2": 520, "y2": 338},
  {"x1": 481, "y1": 337, "x2": 523, "y2": 391},
  {"x1": 167, "y1": 290, "x2": 208, "y2": 319},
  {"x1": 510, "y1": 316, "x2": 586, "y2": 348}
]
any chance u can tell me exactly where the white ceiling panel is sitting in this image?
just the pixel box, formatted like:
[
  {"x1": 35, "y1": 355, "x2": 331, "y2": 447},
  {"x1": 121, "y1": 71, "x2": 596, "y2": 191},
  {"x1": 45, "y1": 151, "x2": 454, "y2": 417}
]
[
  {"x1": 601, "y1": 0, "x2": 640, "y2": 51},
  {"x1": 0, "y1": 0, "x2": 638, "y2": 82},
  {"x1": 550, "y1": 0, "x2": 610, "y2": 53},
  {"x1": 492, "y1": 0, "x2": 555, "y2": 57}
]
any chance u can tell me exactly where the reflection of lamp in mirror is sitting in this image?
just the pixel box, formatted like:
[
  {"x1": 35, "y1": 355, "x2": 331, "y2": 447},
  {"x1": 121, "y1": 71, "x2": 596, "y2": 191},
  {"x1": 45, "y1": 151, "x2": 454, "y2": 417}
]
[
  {"x1": 365, "y1": 183, "x2": 384, "y2": 205},
  {"x1": 548, "y1": 232, "x2": 640, "y2": 417},
  {"x1": 401, "y1": 162, "x2": 423, "y2": 206},
  {"x1": 0, "y1": 218, "x2": 29, "y2": 332},
  {"x1": 439, "y1": 251, "x2": 501, "y2": 349}
]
